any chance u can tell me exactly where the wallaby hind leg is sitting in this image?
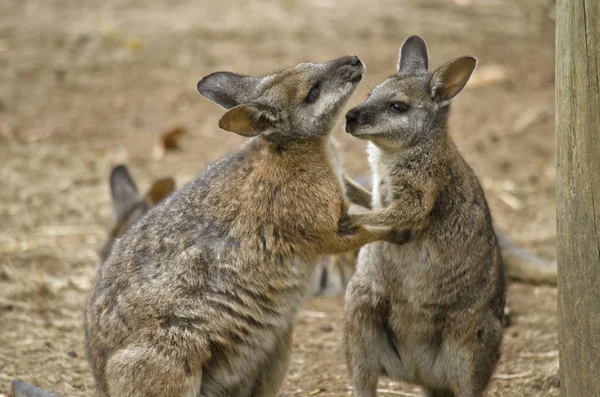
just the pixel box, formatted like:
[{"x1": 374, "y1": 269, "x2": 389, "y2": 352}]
[
  {"x1": 105, "y1": 344, "x2": 202, "y2": 397},
  {"x1": 345, "y1": 288, "x2": 406, "y2": 397},
  {"x1": 250, "y1": 327, "x2": 293, "y2": 397},
  {"x1": 422, "y1": 388, "x2": 455, "y2": 397},
  {"x1": 445, "y1": 317, "x2": 503, "y2": 397}
]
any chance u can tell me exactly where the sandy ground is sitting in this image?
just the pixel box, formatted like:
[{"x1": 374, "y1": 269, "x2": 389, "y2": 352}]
[{"x1": 0, "y1": 0, "x2": 559, "y2": 395}]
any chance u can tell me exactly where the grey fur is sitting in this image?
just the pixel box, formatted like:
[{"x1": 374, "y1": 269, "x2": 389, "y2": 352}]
[{"x1": 343, "y1": 36, "x2": 506, "y2": 397}]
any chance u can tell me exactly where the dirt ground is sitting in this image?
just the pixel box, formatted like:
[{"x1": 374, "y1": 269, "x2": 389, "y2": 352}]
[{"x1": 0, "y1": 0, "x2": 559, "y2": 395}]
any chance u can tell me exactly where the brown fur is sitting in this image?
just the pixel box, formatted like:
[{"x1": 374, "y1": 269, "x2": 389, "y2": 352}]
[
  {"x1": 85, "y1": 55, "x2": 398, "y2": 397},
  {"x1": 342, "y1": 36, "x2": 506, "y2": 397}
]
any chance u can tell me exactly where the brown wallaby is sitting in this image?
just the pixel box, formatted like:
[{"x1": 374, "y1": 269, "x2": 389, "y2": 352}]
[
  {"x1": 98, "y1": 164, "x2": 176, "y2": 262},
  {"x1": 342, "y1": 36, "x2": 506, "y2": 397},
  {"x1": 84, "y1": 55, "x2": 401, "y2": 397},
  {"x1": 98, "y1": 165, "x2": 384, "y2": 297}
]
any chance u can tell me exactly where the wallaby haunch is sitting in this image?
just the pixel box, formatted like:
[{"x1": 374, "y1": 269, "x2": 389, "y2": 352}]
[
  {"x1": 85, "y1": 55, "x2": 400, "y2": 397},
  {"x1": 343, "y1": 36, "x2": 506, "y2": 397}
]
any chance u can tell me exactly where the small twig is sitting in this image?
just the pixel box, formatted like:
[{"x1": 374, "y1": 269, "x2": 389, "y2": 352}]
[
  {"x1": 494, "y1": 370, "x2": 534, "y2": 379},
  {"x1": 348, "y1": 387, "x2": 418, "y2": 396},
  {"x1": 300, "y1": 310, "x2": 327, "y2": 319},
  {"x1": 498, "y1": 191, "x2": 523, "y2": 210},
  {"x1": 376, "y1": 390, "x2": 419, "y2": 396},
  {"x1": 31, "y1": 225, "x2": 105, "y2": 237},
  {"x1": 520, "y1": 350, "x2": 559, "y2": 358}
]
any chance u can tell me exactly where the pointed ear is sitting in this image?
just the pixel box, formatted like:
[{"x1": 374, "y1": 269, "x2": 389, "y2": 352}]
[
  {"x1": 430, "y1": 56, "x2": 477, "y2": 102},
  {"x1": 398, "y1": 35, "x2": 429, "y2": 74},
  {"x1": 109, "y1": 165, "x2": 141, "y2": 220},
  {"x1": 218, "y1": 104, "x2": 277, "y2": 137},
  {"x1": 197, "y1": 72, "x2": 262, "y2": 109},
  {"x1": 144, "y1": 177, "x2": 176, "y2": 206}
]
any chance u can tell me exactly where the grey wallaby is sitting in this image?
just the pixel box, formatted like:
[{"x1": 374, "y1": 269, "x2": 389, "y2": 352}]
[
  {"x1": 98, "y1": 164, "x2": 176, "y2": 262},
  {"x1": 343, "y1": 36, "x2": 506, "y2": 397},
  {"x1": 10, "y1": 167, "x2": 177, "y2": 397},
  {"x1": 84, "y1": 55, "x2": 400, "y2": 397}
]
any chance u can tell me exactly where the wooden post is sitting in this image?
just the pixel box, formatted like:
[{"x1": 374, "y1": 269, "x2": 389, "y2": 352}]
[{"x1": 556, "y1": 0, "x2": 600, "y2": 395}]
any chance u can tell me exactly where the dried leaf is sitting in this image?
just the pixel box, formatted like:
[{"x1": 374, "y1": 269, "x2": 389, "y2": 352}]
[
  {"x1": 153, "y1": 126, "x2": 187, "y2": 160},
  {"x1": 145, "y1": 177, "x2": 176, "y2": 205}
]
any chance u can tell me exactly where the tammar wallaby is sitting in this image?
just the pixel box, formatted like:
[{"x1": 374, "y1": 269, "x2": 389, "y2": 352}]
[
  {"x1": 10, "y1": 167, "x2": 177, "y2": 397},
  {"x1": 98, "y1": 164, "x2": 176, "y2": 262},
  {"x1": 342, "y1": 36, "x2": 506, "y2": 397},
  {"x1": 85, "y1": 55, "x2": 400, "y2": 397}
]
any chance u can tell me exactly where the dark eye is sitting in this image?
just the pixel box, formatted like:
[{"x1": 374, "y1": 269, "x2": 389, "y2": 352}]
[
  {"x1": 390, "y1": 101, "x2": 409, "y2": 112},
  {"x1": 305, "y1": 83, "x2": 321, "y2": 103}
]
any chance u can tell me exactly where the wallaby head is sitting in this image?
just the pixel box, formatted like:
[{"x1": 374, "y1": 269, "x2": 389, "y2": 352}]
[
  {"x1": 98, "y1": 165, "x2": 175, "y2": 261},
  {"x1": 197, "y1": 55, "x2": 364, "y2": 139},
  {"x1": 344, "y1": 35, "x2": 476, "y2": 149}
]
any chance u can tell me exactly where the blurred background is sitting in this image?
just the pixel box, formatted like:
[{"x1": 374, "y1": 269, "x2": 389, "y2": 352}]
[{"x1": 0, "y1": 0, "x2": 558, "y2": 395}]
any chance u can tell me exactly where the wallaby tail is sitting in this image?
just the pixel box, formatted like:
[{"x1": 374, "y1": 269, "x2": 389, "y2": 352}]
[
  {"x1": 494, "y1": 226, "x2": 557, "y2": 286},
  {"x1": 11, "y1": 380, "x2": 62, "y2": 397}
]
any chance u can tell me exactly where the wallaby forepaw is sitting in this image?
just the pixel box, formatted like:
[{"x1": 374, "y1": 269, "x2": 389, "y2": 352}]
[{"x1": 337, "y1": 213, "x2": 360, "y2": 235}]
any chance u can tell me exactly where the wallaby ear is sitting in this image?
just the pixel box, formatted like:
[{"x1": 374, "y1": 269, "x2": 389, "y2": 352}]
[
  {"x1": 430, "y1": 56, "x2": 477, "y2": 102},
  {"x1": 218, "y1": 104, "x2": 277, "y2": 137},
  {"x1": 144, "y1": 177, "x2": 176, "y2": 206},
  {"x1": 398, "y1": 35, "x2": 429, "y2": 74},
  {"x1": 197, "y1": 72, "x2": 262, "y2": 109},
  {"x1": 109, "y1": 165, "x2": 141, "y2": 220}
]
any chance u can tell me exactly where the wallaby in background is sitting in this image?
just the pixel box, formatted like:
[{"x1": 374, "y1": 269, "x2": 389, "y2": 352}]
[
  {"x1": 343, "y1": 36, "x2": 506, "y2": 397},
  {"x1": 98, "y1": 164, "x2": 176, "y2": 262},
  {"x1": 10, "y1": 166, "x2": 177, "y2": 397},
  {"x1": 85, "y1": 55, "x2": 401, "y2": 397}
]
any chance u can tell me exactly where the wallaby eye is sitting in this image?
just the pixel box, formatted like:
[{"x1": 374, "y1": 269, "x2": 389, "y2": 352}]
[
  {"x1": 390, "y1": 101, "x2": 409, "y2": 112},
  {"x1": 305, "y1": 83, "x2": 321, "y2": 103}
]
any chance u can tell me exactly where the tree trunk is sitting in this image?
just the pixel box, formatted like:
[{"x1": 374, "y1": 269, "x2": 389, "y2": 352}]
[{"x1": 556, "y1": 0, "x2": 600, "y2": 396}]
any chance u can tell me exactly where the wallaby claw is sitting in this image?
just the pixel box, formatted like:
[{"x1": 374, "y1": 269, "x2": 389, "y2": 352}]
[{"x1": 337, "y1": 213, "x2": 359, "y2": 235}]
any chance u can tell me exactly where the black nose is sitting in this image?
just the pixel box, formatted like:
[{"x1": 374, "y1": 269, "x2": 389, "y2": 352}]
[
  {"x1": 350, "y1": 55, "x2": 362, "y2": 67},
  {"x1": 346, "y1": 109, "x2": 360, "y2": 125}
]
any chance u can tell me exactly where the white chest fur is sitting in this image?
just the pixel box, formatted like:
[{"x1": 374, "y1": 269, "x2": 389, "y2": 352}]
[{"x1": 367, "y1": 142, "x2": 384, "y2": 210}]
